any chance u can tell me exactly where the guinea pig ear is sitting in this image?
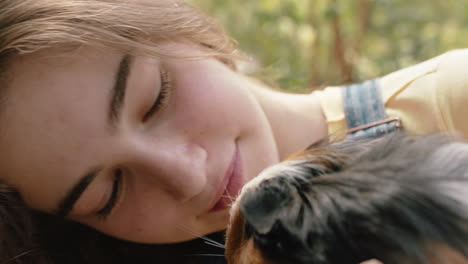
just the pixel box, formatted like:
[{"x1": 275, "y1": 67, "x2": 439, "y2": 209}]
[{"x1": 239, "y1": 176, "x2": 297, "y2": 235}]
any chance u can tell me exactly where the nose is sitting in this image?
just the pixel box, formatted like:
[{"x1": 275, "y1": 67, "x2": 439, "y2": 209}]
[
  {"x1": 131, "y1": 140, "x2": 208, "y2": 202},
  {"x1": 239, "y1": 174, "x2": 317, "y2": 263},
  {"x1": 241, "y1": 175, "x2": 301, "y2": 235}
]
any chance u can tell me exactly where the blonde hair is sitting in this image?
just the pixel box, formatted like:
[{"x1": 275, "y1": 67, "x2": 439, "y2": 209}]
[{"x1": 0, "y1": 0, "x2": 237, "y2": 70}]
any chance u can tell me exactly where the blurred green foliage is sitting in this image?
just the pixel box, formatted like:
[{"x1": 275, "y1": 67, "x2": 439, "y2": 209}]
[{"x1": 189, "y1": 0, "x2": 468, "y2": 91}]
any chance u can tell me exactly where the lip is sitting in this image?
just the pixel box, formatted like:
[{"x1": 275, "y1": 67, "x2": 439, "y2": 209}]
[{"x1": 208, "y1": 143, "x2": 244, "y2": 212}]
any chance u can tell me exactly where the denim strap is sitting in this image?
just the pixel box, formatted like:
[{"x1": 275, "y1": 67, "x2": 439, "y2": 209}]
[{"x1": 342, "y1": 79, "x2": 401, "y2": 139}]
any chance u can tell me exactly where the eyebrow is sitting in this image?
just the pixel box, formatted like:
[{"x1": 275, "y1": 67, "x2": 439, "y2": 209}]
[
  {"x1": 108, "y1": 54, "x2": 133, "y2": 128},
  {"x1": 57, "y1": 169, "x2": 99, "y2": 217}
]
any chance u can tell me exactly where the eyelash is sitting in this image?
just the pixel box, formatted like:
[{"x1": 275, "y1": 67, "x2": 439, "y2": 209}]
[
  {"x1": 96, "y1": 69, "x2": 172, "y2": 220},
  {"x1": 96, "y1": 169, "x2": 123, "y2": 220},
  {"x1": 142, "y1": 69, "x2": 172, "y2": 122}
]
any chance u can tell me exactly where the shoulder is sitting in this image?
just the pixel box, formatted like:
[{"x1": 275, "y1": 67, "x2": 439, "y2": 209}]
[
  {"x1": 384, "y1": 48, "x2": 468, "y2": 94},
  {"x1": 379, "y1": 49, "x2": 468, "y2": 135},
  {"x1": 434, "y1": 49, "x2": 468, "y2": 134},
  {"x1": 435, "y1": 49, "x2": 468, "y2": 82},
  {"x1": 315, "y1": 49, "x2": 468, "y2": 137},
  {"x1": 435, "y1": 49, "x2": 468, "y2": 85},
  {"x1": 379, "y1": 50, "x2": 449, "y2": 102}
]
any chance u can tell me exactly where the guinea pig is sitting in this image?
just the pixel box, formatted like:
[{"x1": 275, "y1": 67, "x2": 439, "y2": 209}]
[{"x1": 225, "y1": 133, "x2": 468, "y2": 264}]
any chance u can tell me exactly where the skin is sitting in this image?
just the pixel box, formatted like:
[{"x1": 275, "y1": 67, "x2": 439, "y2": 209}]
[{"x1": 0, "y1": 44, "x2": 327, "y2": 243}]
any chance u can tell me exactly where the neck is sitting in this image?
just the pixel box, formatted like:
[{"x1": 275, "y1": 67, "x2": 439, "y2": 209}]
[{"x1": 250, "y1": 81, "x2": 328, "y2": 160}]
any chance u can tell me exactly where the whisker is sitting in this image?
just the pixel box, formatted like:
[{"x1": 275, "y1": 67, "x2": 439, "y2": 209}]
[
  {"x1": 224, "y1": 190, "x2": 236, "y2": 206},
  {"x1": 6, "y1": 250, "x2": 35, "y2": 262},
  {"x1": 203, "y1": 241, "x2": 225, "y2": 249},
  {"x1": 176, "y1": 224, "x2": 226, "y2": 249},
  {"x1": 224, "y1": 190, "x2": 234, "y2": 201},
  {"x1": 221, "y1": 193, "x2": 234, "y2": 200},
  {"x1": 188, "y1": 254, "x2": 225, "y2": 257},
  {"x1": 204, "y1": 241, "x2": 225, "y2": 248}
]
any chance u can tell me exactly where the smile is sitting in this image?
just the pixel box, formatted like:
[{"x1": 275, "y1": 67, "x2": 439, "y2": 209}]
[{"x1": 209, "y1": 142, "x2": 244, "y2": 212}]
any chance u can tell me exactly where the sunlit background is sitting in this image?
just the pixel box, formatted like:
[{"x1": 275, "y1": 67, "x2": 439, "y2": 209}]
[{"x1": 189, "y1": 0, "x2": 468, "y2": 91}]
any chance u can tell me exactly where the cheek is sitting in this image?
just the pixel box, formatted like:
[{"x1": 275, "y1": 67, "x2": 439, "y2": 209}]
[
  {"x1": 79, "y1": 178, "x2": 187, "y2": 243},
  {"x1": 169, "y1": 60, "x2": 279, "y2": 190},
  {"x1": 82, "y1": 198, "x2": 185, "y2": 243},
  {"x1": 171, "y1": 76, "x2": 248, "y2": 131},
  {"x1": 166, "y1": 59, "x2": 262, "y2": 134},
  {"x1": 170, "y1": 63, "x2": 277, "y2": 148}
]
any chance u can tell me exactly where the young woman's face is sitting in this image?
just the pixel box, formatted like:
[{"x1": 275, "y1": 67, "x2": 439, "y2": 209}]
[{"x1": 0, "y1": 45, "x2": 280, "y2": 243}]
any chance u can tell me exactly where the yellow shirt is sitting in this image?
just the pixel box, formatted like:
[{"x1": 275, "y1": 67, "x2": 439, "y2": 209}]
[{"x1": 313, "y1": 49, "x2": 468, "y2": 139}]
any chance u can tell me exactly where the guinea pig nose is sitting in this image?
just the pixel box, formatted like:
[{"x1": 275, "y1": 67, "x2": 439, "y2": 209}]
[
  {"x1": 238, "y1": 175, "x2": 314, "y2": 263},
  {"x1": 239, "y1": 176, "x2": 298, "y2": 235}
]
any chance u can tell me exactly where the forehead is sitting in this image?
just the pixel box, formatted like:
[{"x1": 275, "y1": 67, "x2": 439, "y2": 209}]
[{"x1": 0, "y1": 47, "x2": 120, "y2": 210}]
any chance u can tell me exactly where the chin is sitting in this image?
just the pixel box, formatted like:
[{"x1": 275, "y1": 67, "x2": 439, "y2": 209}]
[{"x1": 226, "y1": 133, "x2": 468, "y2": 264}]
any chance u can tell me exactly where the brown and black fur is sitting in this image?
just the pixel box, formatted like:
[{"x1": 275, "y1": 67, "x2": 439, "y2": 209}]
[{"x1": 226, "y1": 133, "x2": 468, "y2": 264}]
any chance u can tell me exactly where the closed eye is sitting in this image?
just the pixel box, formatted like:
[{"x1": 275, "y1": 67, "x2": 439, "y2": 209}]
[
  {"x1": 96, "y1": 169, "x2": 123, "y2": 219},
  {"x1": 142, "y1": 69, "x2": 172, "y2": 122}
]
